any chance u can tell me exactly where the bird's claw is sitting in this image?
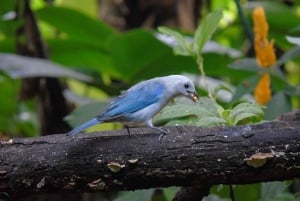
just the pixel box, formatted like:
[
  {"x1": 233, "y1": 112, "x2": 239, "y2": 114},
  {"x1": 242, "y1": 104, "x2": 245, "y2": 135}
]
[{"x1": 158, "y1": 132, "x2": 167, "y2": 142}]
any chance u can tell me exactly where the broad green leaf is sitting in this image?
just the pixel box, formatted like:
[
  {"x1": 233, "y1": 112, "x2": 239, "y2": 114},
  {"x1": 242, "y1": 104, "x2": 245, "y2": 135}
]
[
  {"x1": 286, "y1": 36, "x2": 300, "y2": 46},
  {"x1": 231, "y1": 75, "x2": 260, "y2": 102},
  {"x1": 157, "y1": 33, "x2": 242, "y2": 58},
  {"x1": 265, "y1": 91, "x2": 292, "y2": 120},
  {"x1": 229, "y1": 58, "x2": 285, "y2": 81},
  {"x1": 163, "y1": 187, "x2": 179, "y2": 201},
  {"x1": 114, "y1": 189, "x2": 155, "y2": 201},
  {"x1": 110, "y1": 30, "x2": 171, "y2": 80},
  {"x1": 275, "y1": 46, "x2": 300, "y2": 69},
  {"x1": 158, "y1": 27, "x2": 192, "y2": 56},
  {"x1": 46, "y1": 39, "x2": 120, "y2": 78},
  {"x1": 109, "y1": 29, "x2": 199, "y2": 82},
  {"x1": 0, "y1": 75, "x2": 18, "y2": 132},
  {"x1": 203, "y1": 194, "x2": 230, "y2": 201},
  {"x1": 223, "y1": 102, "x2": 264, "y2": 125},
  {"x1": 194, "y1": 9, "x2": 223, "y2": 54},
  {"x1": 203, "y1": 53, "x2": 250, "y2": 82},
  {"x1": 35, "y1": 6, "x2": 115, "y2": 49},
  {"x1": 229, "y1": 58, "x2": 261, "y2": 72},
  {"x1": 196, "y1": 116, "x2": 227, "y2": 127},
  {"x1": 228, "y1": 102, "x2": 264, "y2": 124},
  {"x1": 289, "y1": 24, "x2": 300, "y2": 34},
  {"x1": 283, "y1": 85, "x2": 300, "y2": 97},
  {"x1": 270, "y1": 75, "x2": 289, "y2": 92},
  {"x1": 0, "y1": 38, "x2": 15, "y2": 53},
  {"x1": 233, "y1": 112, "x2": 261, "y2": 125},
  {"x1": 65, "y1": 100, "x2": 109, "y2": 127},
  {"x1": 198, "y1": 97, "x2": 223, "y2": 117},
  {"x1": 259, "y1": 181, "x2": 293, "y2": 201},
  {"x1": 165, "y1": 118, "x2": 200, "y2": 126},
  {"x1": 112, "y1": 31, "x2": 247, "y2": 83},
  {"x1": 154, "y1": 103, "x2": 215, "y2": 123},
  {"x1": 210, "y1": 184, "x2": 260, "y2": 201},
  {"x1": 155, "y1": 97, "x2": 225, "y2": 127},
  {"x1": 0, "y1": 53, "x2": 92, "y2": 82},
  {"x1": 158, "y1": 105, "x2": 197, "y2": 120}
]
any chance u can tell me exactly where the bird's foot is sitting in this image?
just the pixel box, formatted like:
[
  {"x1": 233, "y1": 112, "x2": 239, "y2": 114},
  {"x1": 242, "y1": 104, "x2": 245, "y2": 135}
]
[
  {"x1": 150, "y1": 126, "x2": 168, "y2": 142},
  {"x1": 158, "y1": 132, "x2": 167, "y2": 142}
]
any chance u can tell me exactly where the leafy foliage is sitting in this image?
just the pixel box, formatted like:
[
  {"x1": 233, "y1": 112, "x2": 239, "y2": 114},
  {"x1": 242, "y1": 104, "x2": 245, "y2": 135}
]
[
  {"x1": 155, "y1": 97, "x2": 264, "y2": 127},
  {"x1": 158, "y1": 9, "x2": 223, "y2": 57}
]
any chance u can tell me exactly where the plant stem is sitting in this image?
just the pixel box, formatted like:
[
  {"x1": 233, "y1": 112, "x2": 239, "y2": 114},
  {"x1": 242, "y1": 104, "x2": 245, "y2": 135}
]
[
  {"x1": 197, "y1": 56, "x2": 213, "y2": 99},
  {"x1": 234, "y1": 0, "x2": 253, "y2": 44}
]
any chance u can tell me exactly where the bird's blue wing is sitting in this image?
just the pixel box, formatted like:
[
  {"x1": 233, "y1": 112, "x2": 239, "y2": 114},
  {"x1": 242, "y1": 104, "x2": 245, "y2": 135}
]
[{"x1": 98, "y1": 81, "x2": 165, "y2": 119}]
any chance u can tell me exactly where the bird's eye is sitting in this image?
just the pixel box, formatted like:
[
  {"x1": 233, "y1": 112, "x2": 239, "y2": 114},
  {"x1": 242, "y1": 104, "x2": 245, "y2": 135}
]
[{"x1": 184, "y1": 83, "x2": 190, "y2": 89}]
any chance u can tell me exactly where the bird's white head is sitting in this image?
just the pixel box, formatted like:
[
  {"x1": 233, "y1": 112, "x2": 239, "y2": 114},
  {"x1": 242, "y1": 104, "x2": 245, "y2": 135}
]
[{"x1": 162, "y1": 75, "x2": 199, "y2": 102}]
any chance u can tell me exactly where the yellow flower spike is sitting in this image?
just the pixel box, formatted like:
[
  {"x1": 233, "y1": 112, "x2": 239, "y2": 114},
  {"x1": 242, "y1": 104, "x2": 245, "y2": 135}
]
[
  {"x1": 253, "y1": 7, "x2": 268, "y2": 39},
  {"x1": 252, "y1": 6, "x2": 276, "y2": 67},
  {"x1": 254, "y1": 74, "x2": 272, "y2": 105}
]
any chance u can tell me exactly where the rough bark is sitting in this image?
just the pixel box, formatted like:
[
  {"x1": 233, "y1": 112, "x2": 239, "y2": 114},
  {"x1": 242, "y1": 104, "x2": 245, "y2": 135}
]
[{"x1": 1, "y1": 113, "x2": 300, "y2": 197}]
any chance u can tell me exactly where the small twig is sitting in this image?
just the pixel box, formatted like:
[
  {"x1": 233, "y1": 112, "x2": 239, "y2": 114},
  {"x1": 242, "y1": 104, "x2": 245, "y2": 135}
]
[{"x1": 229, "y1": 185, "x2": 235, "y2": 201}]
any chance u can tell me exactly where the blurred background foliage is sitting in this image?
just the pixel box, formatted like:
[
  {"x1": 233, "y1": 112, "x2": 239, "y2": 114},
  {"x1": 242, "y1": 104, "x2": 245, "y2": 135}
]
[{"x1": 0, "y1": 0, "x2": 300, "y2": 201}]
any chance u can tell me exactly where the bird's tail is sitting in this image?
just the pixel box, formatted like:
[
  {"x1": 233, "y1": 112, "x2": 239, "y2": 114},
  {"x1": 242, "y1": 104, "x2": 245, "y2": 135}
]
[{"x1": 68, "y1": 118, "x2": 99, "y2": 136}]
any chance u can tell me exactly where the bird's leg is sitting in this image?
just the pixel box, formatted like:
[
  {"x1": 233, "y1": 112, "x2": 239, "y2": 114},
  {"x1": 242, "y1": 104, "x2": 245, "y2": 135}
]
[
  {"x1": 125, "y1": 125, "x2": 131, "y2": 135},
  {"x1": 145, "y1": 119, "x2": 168, "y2": 141}
]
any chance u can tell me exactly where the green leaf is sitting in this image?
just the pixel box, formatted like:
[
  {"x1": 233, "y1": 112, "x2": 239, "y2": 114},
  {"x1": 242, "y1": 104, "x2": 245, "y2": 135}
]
[
  {"x1": 229, "y1": 58, "x2": 286, "y2": 81},
  {"x1": 154, "y1": 102, "x2": 215, "y2": 125},
  {"x1": 0, "y1": 53, "x2": 92, "y2": 82},
  {"x1": 265, "y1": 91, "x2": 291, "y2": 120},
  {"x1": 115, "y1": 189, "x2": 155, "y2": 201},
  {"x1": 155, "y1": 97, "x2": 226, "y2": 127},
  {"x1": 194, "y1": 9, "x2": 223, "y2": 54},
  {"x1": 163, "y1": 187, "x2": 179, "y2": 201},
  {"x1": 259, "y1": 181, "x2": 293, "y2": 201},
  {"x1": 109, "y1": 29, "x2": 199, "y2": 82},
  {"x1": 158, "y1": 27, "x2": 192, "y2": 56},
  {"x1": 65, "y1": 101, "x2": 109, "y2": 127},
  {"x1": 286, "y1": 36, "x2": 300, "y2": 46},
  {"x1": 229, "y1": 58, "x2": 261, "y2": 72},
  {"x1": 275, "y1": 46, "x2": 300, "y2": 68},
  {"x1": 203, "y1": 53, "x2": 250, "y2": 82},
  {"x1": 165, "y1": 118, "x2": 199, "y2": 126},
  {"x1": 210, "y1": 184, "x2": 260, "y2": 201},
  {"x1": 110, "y1": 30, "x2": 170, "y2": 81},
  {"x1": 196, "y1": 116, "x2": 227, "y2": 127},
  {"x1": 198, "y1": 97, "x2": 224, "y2": 117},
  {"x1": 47, "y1": 39, "x2": 119, "y2": 78},
  {"x1": 0, "y1": 75, "x2": 18, "y2": 132},
  {"x1": 228, "y1": 102, "x2": 264, "y2": 125},
  {"x1": 232, "y1": 112, "x2": 260, "y2": 125},
  {"x1": 231, "y1": 75, "x2": 260, "y2": 102},
  {"x1": 35, "y1": 6, "x2": 115, "y2": 49}
]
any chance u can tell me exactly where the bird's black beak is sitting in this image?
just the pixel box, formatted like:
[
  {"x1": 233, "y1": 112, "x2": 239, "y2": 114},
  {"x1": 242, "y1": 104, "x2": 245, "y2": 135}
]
[{"x1": 188, "y1": 91, "x2": 199, "y2": 103}]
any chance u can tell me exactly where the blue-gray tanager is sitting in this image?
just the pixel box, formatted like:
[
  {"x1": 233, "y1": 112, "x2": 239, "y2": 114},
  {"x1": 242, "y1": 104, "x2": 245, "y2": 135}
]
[{"x1": 68, "y1": 75, "x2": 199, "y2": 136}]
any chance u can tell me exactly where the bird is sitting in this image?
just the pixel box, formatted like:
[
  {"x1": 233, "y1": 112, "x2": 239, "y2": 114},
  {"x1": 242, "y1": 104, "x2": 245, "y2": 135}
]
[{"x1": 68, "y1": 75, "x2": 199, "y2": 137}]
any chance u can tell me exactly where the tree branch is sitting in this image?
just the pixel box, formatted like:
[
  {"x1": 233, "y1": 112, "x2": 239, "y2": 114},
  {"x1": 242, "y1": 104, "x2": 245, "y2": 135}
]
[{"x1": 1, "y1": 112, "x2": 300, "y2": 196}]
